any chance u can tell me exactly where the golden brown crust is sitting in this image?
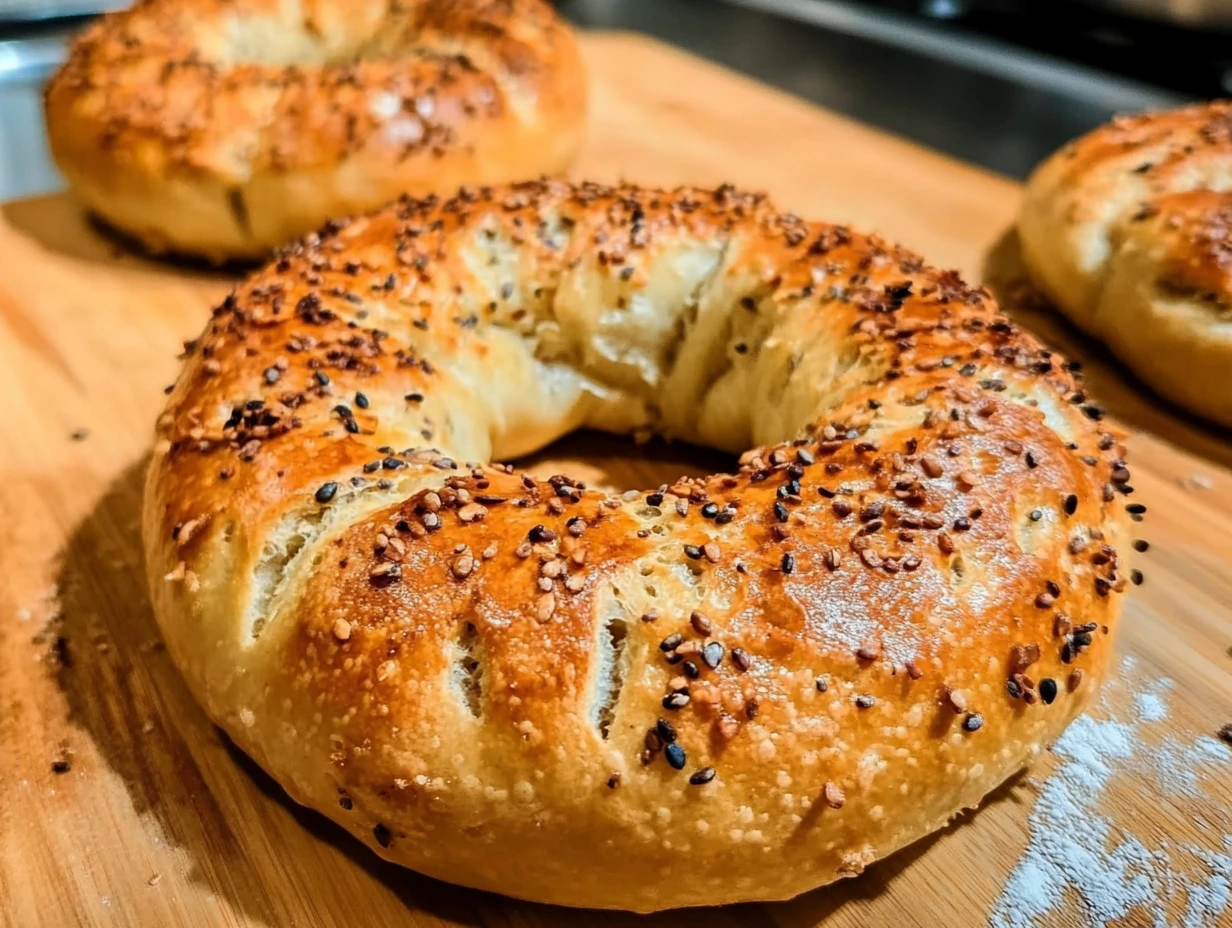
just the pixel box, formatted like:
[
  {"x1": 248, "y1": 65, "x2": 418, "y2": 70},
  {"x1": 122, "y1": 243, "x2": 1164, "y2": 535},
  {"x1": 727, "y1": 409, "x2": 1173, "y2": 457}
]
[
  {"x1": 144, "y1": 181, "x2": 1133, "y2": 910},
  {"x1": 1019, "y1": 101, "x2": 1232, "y2": 425},
  {"x1": 44, "y1": 0, "x2": 586, "y2": 260}
]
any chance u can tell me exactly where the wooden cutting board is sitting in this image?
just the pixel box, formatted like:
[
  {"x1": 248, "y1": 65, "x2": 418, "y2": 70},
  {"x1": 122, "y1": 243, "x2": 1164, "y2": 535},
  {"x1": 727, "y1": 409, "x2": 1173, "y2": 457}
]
[{"x1": 1, "y1": 32, "x2": 1230, "y2": 928}]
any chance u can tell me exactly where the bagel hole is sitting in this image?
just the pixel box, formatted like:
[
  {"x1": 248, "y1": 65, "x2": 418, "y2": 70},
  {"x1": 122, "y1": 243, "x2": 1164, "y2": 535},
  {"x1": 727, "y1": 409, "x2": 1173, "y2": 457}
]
[
  {"x1": 454, "y1": 622, "x2": 484, "y2": 719},
  {"x1": 593, "y1": 617, "x2": 630, "y2": 741}
]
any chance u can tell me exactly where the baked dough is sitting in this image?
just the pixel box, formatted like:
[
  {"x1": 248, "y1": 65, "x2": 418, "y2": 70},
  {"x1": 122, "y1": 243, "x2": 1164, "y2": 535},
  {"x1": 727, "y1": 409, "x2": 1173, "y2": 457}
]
[
  {"x1": 1020, "y1": 101, "x2": 1232, "y2": 427},
  {"x1": 44, "y1": 0, "x2": 586, "y2": 261},
  {"x1": 144, "y1": 181, "x2": 1134, "y2": 910}
]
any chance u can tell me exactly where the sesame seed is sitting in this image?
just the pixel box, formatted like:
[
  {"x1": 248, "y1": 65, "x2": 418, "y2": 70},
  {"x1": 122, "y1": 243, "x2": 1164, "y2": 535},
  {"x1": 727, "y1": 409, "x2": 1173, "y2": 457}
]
[
  {"x1": 1035, "y1": 592, "x2": 1055, "y2": 608},
  {"x1": 684, "y1": 544, "x2": 703, "y2": 560},
  {"x1": 815, "y1": 676, "x2": 828, "y2": 693},
  {"x1": 781, "y1": 552, "x2": 796, "y2": 574},
  {"x1": 1039, "y1": 678, "x2": 1058, "y2": 704},
  {"x1": 656, "y1": 718, "x2": 678, "y2": 744},
  {"x1": 702, "y1": 542, "x2": 722, "y2": 563},
  {"x1": 690, "y1": 611, "x2": 712, "y2": 635},
  {"x1": 702, "y1": 641, "x2": 725, "y2": 669},
  {"x1": 1131, "y1": 569, "x2": 1143, "y2": 585},
  {"x1": 528, "y1": 525, "x2": 556, "y2": 543},
  {"x1": 689, "y1": 767, "x2": 716, "y2": 785},
  {"x1": 663, "y1": 692, "x2": 690, "y2": 710},
  {"x1": 607, "y1": 773, "x2": 621, "y2": 789},
  {"x1": 1064, "y1": 494, "x2": 1078, "y2": 515},
  {"x1": 682, "y1": 660, "x2": 700, "y2": 679},
  {"x1": 315, "y1": 482, "x2": 339, "y2": 503},
  {"x1": 51, "y1": 760, "x2": 71, "y2": 774},
  {"x1": 823, "y1": 782, "x2": 845, "y2": 808},
  {"x1": 1132, "y1": 539, "x2": 1149, "y2": 552},
  {"x1": 660, "y1": 633, "x2": 683, "y2": 652},
  {"x1": 369, "y1": 562, "x2": 401, "y2": 581},
  {"x1": 774, "y1": 501, "x2": 789, "y2": 522},
  {"x1": 373, "y1": 824, "x2": 392, "y2": 848},
  {"x1": 962, "y1": 713, "x2": 983, "y2": 732},
  {"x1": 745, "y1": 696, "x2": 760, "y2": 719},
  {"x1": 665, "y1": 744, "x2": 686, "y2": 770},
  {"x1": 854, "y1": 694, "x2": 875, "y2": 709},
  {"x1": 732, "y1": 648, "x2": 751, "y2": 672},
  {"x1": 946, "y1": 687, "x2": 967, "y2": 712}
]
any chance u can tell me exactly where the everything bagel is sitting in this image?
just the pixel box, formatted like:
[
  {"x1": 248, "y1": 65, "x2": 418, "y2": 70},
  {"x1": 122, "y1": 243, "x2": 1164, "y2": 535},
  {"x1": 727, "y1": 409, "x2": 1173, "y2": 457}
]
[
  {"x1": 45, "y1": 0, "x2": 586, "y2": 261},
  {"x1": 144, "y1": 181, "x2": 1134, "y2": 911},
  {"x1": 1020, "y1": 101, "x2": 1232, "y2": 427}
]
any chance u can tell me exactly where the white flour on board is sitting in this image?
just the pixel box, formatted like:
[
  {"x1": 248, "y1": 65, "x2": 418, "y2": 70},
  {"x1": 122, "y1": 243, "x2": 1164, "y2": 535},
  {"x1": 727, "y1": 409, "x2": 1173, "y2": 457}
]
[{"x1": 988, "y1": 657, "x2": 1232, "y2": 928}]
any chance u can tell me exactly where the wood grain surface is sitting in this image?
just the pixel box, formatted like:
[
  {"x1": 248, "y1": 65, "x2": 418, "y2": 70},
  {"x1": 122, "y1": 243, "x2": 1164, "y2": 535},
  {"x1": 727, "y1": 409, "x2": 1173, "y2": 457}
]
[{"x1": 1, "y1": 32, "x2": 1230, "y2": 928}]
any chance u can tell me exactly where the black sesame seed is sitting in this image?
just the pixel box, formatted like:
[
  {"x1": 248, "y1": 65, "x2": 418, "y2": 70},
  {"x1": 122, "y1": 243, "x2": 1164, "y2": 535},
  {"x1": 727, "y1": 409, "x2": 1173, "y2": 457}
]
[
  {"x1": 855, "y1": 694, "x2": 876, "y2": 709},
  {"x1": 701, "y1": 503, "x2": 719, "y2": 519},
  {"x1": 1132, "y1": 539, "x2": 1149, "y2": 552},
  {"x1": 663, "y1": 692, "x2": 690, "y2": 710},
  {"x1": 1006, "y1": 678, "x2": 1023, "y2": 699},
  {"x1": 689, "y1": 766, "x2": 717, "y2": 785},
  {"x1": 665, "y1": 743, "x2": 686, "y2": 770},
  {"x1": 51, "y1": 760, "x2": 71, "y2": 774},
  {"x1": 1126, "y1": 503, "x2": 1147, "y2": 515},
  {"x1": 656, "y1": 718, "x2": 678, "y2": 744},
  {"x1": 962, "y1": 713, "x2": 984, "y2": 732},
  {"x1": 781, "y1": 552, "x2": 796, "y2": 574},
  {"x1": 702, "y1": 641, "x2": 724, "y2": 670},
  {"x1": 528, "y1": 525, "x2": 556, "y2": 543},
  {"x1": 732, "y1": 648, "x2": 751, "y2": 672},
  {"x1": 1030, "y1": 509, "x2": 1042, "y2": 522},
  {"x1": 314, "y1": 371, "x2": 330, "y2": 386},
  {"x1": 355, "y1": 392, "x2": 369, "y2": 409},
  {"x1": 405, "y1": 392, "x2": 424, "y2": 403},
  {"x1": 315, "y1": 482, "x2": 339, "y2": 503},
  {"x1": 682, "y1": 660, "x2": 700, "y2": 679},
  {"x1": 815, "y1": 676, "x2": 828, "y2": 693},
  {"x1": 684, "y1": 544, "x2": 703, "y2": 560},
  {"x1": 774, "y1": 501, "x2": 789, "y2": 522},
  {"x1": 1131, "y1": 569, "x2": 1143, "y2": 586},
  {"x1": 660, "y1": 633, "x2": 683, "y2": 652},
  {"x1": 1064, "y1": 494, "x2": 1078, "y2": 515},
  {"x1": 646, "y1": 493, "x2": 664, "y2": 507},
  {"x1": 1039, "y1": 678, "x2": 1058, "y2": 704},
  {"x1": 373, "y1": 824, "x2": 392, "y2": 848}
]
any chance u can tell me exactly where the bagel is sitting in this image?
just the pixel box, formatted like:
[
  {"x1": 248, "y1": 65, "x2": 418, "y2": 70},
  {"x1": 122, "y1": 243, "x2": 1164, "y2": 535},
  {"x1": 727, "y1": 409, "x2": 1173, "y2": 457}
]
[
  {"x1": 44, "y1": 0, "x2": 586, "y2": 262},
  {"x1": 143, "y1": 181, "x2": 1134, "y2": 911},
  {"x1": 1019, "y1": 101, "x2": 1232, "y2": 427}
]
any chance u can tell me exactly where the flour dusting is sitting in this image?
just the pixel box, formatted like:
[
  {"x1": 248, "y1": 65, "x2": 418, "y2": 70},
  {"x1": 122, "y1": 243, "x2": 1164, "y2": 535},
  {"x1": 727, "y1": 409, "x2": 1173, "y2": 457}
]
[{"x1": 989, "y1": 658, "x2": 1232, "y2": 927}]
